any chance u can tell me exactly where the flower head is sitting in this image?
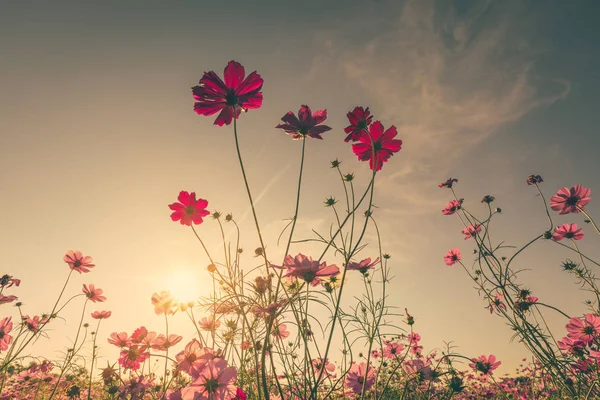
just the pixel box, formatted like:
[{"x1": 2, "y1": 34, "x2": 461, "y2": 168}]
[
  {"x1": 0, "y1": 317, "x2": 14, "y2": 351},
  {"x1": 550, "y1": 185, "x2": 591, "y2": 214},
  {"x1": 345, "y1": 362, "x2": 375, "y2": 394},
  {"x1": 64, "y1": 251, "x2": 95, "y2": 274},
  {"x1": 526, "y1": 175, "x2": 543, "y2": 185},
  {"x1": 169, "y1": 191, "x2": 210, "y2": 226},
  {"x1": 442, "y1": 199, "x2": 462, "y2": 215},
  {"x1": 566, "y1": 314, "x2": 600, "y2": 345},
  {"x1": 151, "y1": 291, "x2": 177, "y2": 315},
  {"x1": 92, "y1": 310, "x2": 112, "y2": 320},
  {"x1": 271, "y1": 254, "x2": 339, "y2": 287},
  {"x1": 552, "y1": 223, "x2": 584, "y2": 241},
  {"x1": 444, "y1": 248, "x2": 461, "y2": 266},
  {"x1": 344, "y1": 106, "x2": 373, "y2": 142},
  {"x1": 192, "y1": 60, "x2": 263, "y2": 126},
  {"x1": 82, "y1": 284, "x2": 106, "y2": 303},
  {"x1": 438, "y1": 178, "x2": 458, "y2": 189},
  {"x1": 352, "y1": 121, "x2": 402, "y2": 171},
  {"x1": 469, "y1": 354, "x2": 501, "y2": 376},
  {"x1": 187, "y1": 359, "x2": 237, "y2": 400},
  {"x1": 275, "y1": 105, "x2": 331, "y2": 140},
  {"x1": 462, "y1": 224, "x2": 481, "y2": 240},
  {"x1": 346, "y1": 257, "x2": 380, "y2": 275},
  {"x1": 118, "y1": 345, "x2": 149, "y2": 371}
]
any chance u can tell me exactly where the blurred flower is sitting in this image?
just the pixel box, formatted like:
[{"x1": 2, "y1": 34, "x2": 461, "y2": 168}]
[
  {"x1": 275, "y1": 105, "x2": 331, "y2": 140},
  {"x1": 0, "y1": 317, "x2": 14, "y2": 351},
  {"x1": 199, "y1": 317, "x2": 221, "y2": 331},
  {"x1": 345, "y1": 362, "x2": 375, "y2": 394},
  {"x1": 462, "y1": 224, "x2": 481, "y2": 240},
  {"x1": 192, "y1": 60, "x2": 263, "y2": 126},
  {"x1": 0, "y1": 295, "x2": 18, "y2": 305},
  {"x1": 438, "y1": 178, "x2": 458, "y2": 189},
  {"x1": 526, "y1": 175, "x2": 543, "y2": 185},
  {"x1": 552, "y1": 223, "x2": 584, "y2": 241},
  {"x1": 151, "y1": 291, "x2": 177, "y2": 315},
  {"x1": 187, "y1": 359, "x2": 237, "y2": 400},
  {"x1": 444, "y1": 248, "x2": 461, "y2": 266},
  {"x1": 82, "y1": 284, "x2": 106, "y2": 303},
  {"x1": 344, "y1": 106, "x2": 373, "y2": 142},
  {"x1": 550, "y1": 185, "x2": 591, "y2": 214},
  {"x1": 346, "y1": 257, "x2": 380, "y2": 275},
  {"x1": 108, "y1": 332, "x2": 131, "y2": 348},
  {"x1": 0, "y1": 275, "x2": 20, "y2": 288},
  {"x1": 169, "y1": 191, "x2": 210, "y2": 226},
  {"x1": 383, "y1": 340, "x2": 404, "y2": 359},
  {"x1": 352, "y1": 121, "x2": 402, "y2": 171},
  {"x1": 64, "y1": 251, "x2": 95, "y2": 274},
  {"x1": 469, "y1": 354, "x2": 501, "y2": 375}
]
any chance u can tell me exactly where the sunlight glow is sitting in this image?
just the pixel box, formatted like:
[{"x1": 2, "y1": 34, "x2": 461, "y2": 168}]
[{"x1": 162, "y1": 268, "x2": 204, "y2": 303}]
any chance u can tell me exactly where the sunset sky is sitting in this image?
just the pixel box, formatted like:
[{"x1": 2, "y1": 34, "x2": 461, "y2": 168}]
[{"x1": 2, "y1": 0, "x2": 600, "y2": 374}]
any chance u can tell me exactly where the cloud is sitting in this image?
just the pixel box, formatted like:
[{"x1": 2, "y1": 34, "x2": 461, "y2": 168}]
[{"x1": 311, "y1": 0, "x2": 571, "y2": 214}]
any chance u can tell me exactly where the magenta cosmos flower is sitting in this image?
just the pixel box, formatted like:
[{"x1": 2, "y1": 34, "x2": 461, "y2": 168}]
[
  {"x1": 271, "y1": 254, "x2": 339, "y2": 287},
  {"x1": 469, "y1": 354, "x2": 501, "y2": 376},
  {"x1": 275, "y1": 105, "x2": 332, "y2": 140},
  {"x1": 344, "y1": 106, "x2": 373, "y2": 142},
  {"x1": 192, "y1": 60, "x2": 263, "y2": 126},
  {"x1": 444, "y1": 248, "x2": 461, "y2": 266},
  {"x1": 549, "y1": 185, "x2": 591, "y2": 214},
  {"x1": 345, "y1": 362, "x2": 375, "y2": 394},
  {"x1": 352, "y1": 121, "x2": 402, "y2": 171},
  {"x1": 0, "y1": 316, "x2": 14, "y2": 351},
  {"x1": 64, "y1": 250, "x2": 95, "y2": 274},
  {"x1": 552, "y1": 223, "x2": 584, "y2": 241},
  {"x1": 169, "y1": 191, "x2": 210, "y2": 226}
]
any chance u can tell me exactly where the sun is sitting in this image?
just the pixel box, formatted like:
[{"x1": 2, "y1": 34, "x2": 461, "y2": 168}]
[{"x1": 162, "y1": 268, "x2": 205, "y2": 303}]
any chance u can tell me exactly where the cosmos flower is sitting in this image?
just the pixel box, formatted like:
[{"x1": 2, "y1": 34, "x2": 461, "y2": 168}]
[
  {"x1": 352, "y1": 121, "x2": 402, "y2": 171},
  {"x1": 549, "y1": 185, "x2": 591, "y2": 215},
  {"x1": 64, "y1": 251, "x2": 95, "y2": 274},
  {"x1": 343, "y1": 106, "x2": 373, "y2": 142},
  {"x1": 271, "y1": 254, "x2": 339, "y2": 287},
  {"x1": 192, "y1": 60, "x2": 263, "y2": 126},
  {"x1": 444, "y1": 248, "x2": 461, "y2": 266},
  {"x1": 526, "y1": 175, "x2": 543, "y2": 185},
  {"x1": 151, "y1": 291, "x2": 177, "y2": 315},
  {"x1": 469, "y1": 354, "x2": 501, "y2": 376},
  {"x1": 566, "y1": 314, "x2": 600, "y2": 345},
  {"x1": 0, "y1": 317, "x2": 14, "y2": 351},
  {"x1": 345, "y1": 362, "x2": 375, "y2": 394},
  {"x1": 346, "y1": 257, "x2": 380, "y2": 274},
  {"x1": 92, "y1": 310, "x2": 112, "y2": 319},
  {"x1": 462, "y1": 224, "x2": 481, "y2": 240},
  {"x1": 82, "y1": 284, "x2": 106, "y2": 303},
  {"x1": 275, "y1": 105, "x2": 332, "y2": 140},
  {"x1": 552, "y1": 223, "x2": 584, "y2": 241},
  {"x1": 442, "y1": 199, "x2": 462, "y2": 215},
  {"x1": 118, "y1": 345, "x2": 150, "y2": 371},
  {"x1": 169, "y1": 191, "x2": 210, "y2": 226},
  {"x1": 439, "y1": 178, "x2": 458, "y2": 189}
]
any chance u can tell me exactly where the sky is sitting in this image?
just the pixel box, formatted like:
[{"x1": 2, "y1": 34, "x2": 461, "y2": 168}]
[{"x1": 2, "y1": 0, "x2": 600, "y2": 375}]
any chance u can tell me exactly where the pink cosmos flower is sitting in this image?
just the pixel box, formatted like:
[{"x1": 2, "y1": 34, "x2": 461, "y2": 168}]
[
  {"x1": 91, "y1": 310, "x2": 112, "y2": 319},
  {"x1": 462, "y1": 224, "x2": 481, "y2": 240},
  {"x1": 275, "y1": 105, "x2": 332, "y2": 140},
  {"x1": 0, "y1": 317, "x2": 14, "y2": 351},
  {"x1": 22, "y1": 315, "x2": 46, "y2": 332},
  {"x1": 408, "y1": 333, "x2": 421, "y2": 344},
  {"x1": 346, "y1": 257, "x2": 380, "y2": 274},
  {"x1": 152, "y1": 334, "x2": 183, "y2": 351},
  {"x1": 151, "y1": 291, "x2": 177, "y2": 315},
  {"x1": 235, "y1": 388, "x2": 248, "y2": 400},
  {"x1": 0, "y1": 274, "x2": 20, "y2": 288},
  {"x1": 118, "y1": 345, "x2": 150, "y2": 371},
  {"x1": 444, "y1": 248, "x2": 461, "y2": 266},
  {"x1": 0, "y1": 295, "x2": 18, "y2": 304},
  {"x1": 131, "y1": 326, "x2": 149, "y2": 344},
  {"x1": 64, "y1": 250, "x2": 95, "y2": 274},
  {"x1": 557, "y1": 336, "x2": 586, "y2": 356},
  {"x1": 439, "y1": 178, "x2": 458, "y2": 189},
  {"x1": 552, "y1": 223, "x2": 584, "y2": 241},
  {"x1": 198, "y1": 317, "x2": 221, "y2": 332},
  {"x1": 442, "y1": 199, "x2": 462, "y2": 215},
  {"x1": 175, "y1": 339, "x2": 214, "y2": 378},
  {"x1": 566, "y1": 314, "x2": 600, "y2": 344},
  {"x1": 488, "y1": 292, "x2": 506, "y2": 314},
  {"x1": 192, "y1": 60, "x2": 263, "y2": 126},
  {"x1": 383, "y1": 340, "x2": 405, "y2": 359},
  {"x1": 271, "y1": 254, "x2": 339, "y2": 287},
  {"x1": 549, "y1": 185, "x2": 591, "y2": 214},
  {"x1": 345, "y1": 362, "x2": 375, "y2": 394},
  {"x1": 312, "y1": 358, "x2": 336, "y2": 378},
  {"x1": 108, "y1": 332, "x2": 131, "y2": 348},
  {"x1": 185, "y1": 359, "x2": 237, "y2": 400},
  {"x1": 344, "y1": 106, "x2": 373, "y2": 142},
  {"x1": 169, "y1": 191, "x2": 210, "y2": 226},
  {"x1": 82, "y1": 284, "x2": 106, "y2": 303},
  {"x1": 469, "y1": 354, "x2": 501, "y2": 376},
  {"x1": 352, "y1": 121, "x2": 402, "y2": 171},
  {"x1": 271, "y1": 322, "x2": 290, "y2": 341}
]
